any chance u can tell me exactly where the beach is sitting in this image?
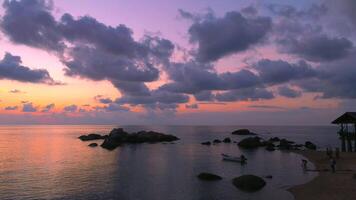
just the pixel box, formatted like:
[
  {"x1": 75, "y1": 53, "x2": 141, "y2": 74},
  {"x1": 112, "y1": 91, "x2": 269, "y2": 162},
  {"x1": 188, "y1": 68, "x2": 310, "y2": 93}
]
[{"x1": 290, "y1": 150, "x2": 356, "y2": 200}]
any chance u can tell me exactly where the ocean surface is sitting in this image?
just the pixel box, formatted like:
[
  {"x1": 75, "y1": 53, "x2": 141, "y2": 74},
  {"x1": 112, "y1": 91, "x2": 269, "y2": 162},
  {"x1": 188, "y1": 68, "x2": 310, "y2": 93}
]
[{"x1": 0, "y1": 125, "x2": 339, "y2": 200}]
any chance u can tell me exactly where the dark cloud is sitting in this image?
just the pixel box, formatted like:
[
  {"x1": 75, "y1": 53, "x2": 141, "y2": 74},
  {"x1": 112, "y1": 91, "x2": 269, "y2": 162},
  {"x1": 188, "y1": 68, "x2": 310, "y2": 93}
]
[
  {"x1": 1, "y1": 0, "x2": 64, "y2": 51},
  {"x1": 22, "y1": 103, "x2": 37, "y2": 112},
  {"x1": 63, "y1": 104, "x2": 77, "y2": 112},
  {"x1": 98, "y1": 98, "x2": 113, "y2": 104},
  {"x1": 270, "y1": 3, "x2": 353, "y2": 62},
  {"x1": 103, "y1": 103, "x2": 130, "y2": 112},
  {"x1": 254, "y1": 59, "x2": 316, "y2": 84},
  {"x1": 41, "y1": 103, "x2": 54, "y2": 112},
  {"x1": 214, "y1": 87, "x2": 274, "y2": 102},
  {"x1": 194, "y1": 91, "x2": 214, "y2": 101},
  {"x1": 277, "y1": 86, "x2": 301, "y2": 98},
  {"x1": 278, "y1": 34, "x2": 353, "y2": 62},
  {"x1": 185, "y1": 104, "x2": 199, "y2": 109},
  {"x1": 186, "y1": 11, "x2": 272, "y2": 62},
  {"x1": 5, "y1": 106, "x2": 18, "y2": 110},
  {"x1": 296, "y1": 52, "x2": 356, "y2": 99},
  {"x1": 161, "y1": 61, "x2": 260, "y2": 94},
  {"x1": 0, "y1": 52, "x2": 59, "y2": 84}
]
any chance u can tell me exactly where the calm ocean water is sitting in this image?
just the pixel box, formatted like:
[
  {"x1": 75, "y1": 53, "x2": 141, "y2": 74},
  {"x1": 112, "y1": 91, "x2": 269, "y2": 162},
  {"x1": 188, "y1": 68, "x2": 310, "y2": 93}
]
[{"x1": 0, "y1": 125, "x2": 339, "y2": 200}]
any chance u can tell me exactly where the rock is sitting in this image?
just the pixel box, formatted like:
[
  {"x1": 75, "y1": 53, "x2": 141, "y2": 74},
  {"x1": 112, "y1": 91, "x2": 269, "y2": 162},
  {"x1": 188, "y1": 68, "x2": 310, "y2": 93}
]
[
  {"x1": 232, "y1": 129, "x2": 256, "y2": 135},
  {"x1": 268, "y1": 137, "x2": 280, "y2": 142},
  {"x1": 213, "y1": 139, "x2": 222, "y2": 143},
  {"x1": 100, "y1": 128, "x2": 180, "y2": 150},
  {"x1": 265, "y1": 175, "x2": 273, "y2": 179},
  {"x1": 223, "y1": 137, "x2": 231, "y2": 143},
  {"x1": 265, "y1": 144, "x2": 275, "y2": 151},
  {"x1": 305, "y1": 141, "x2": 317, "y2": 150},
  {"x1": 278, "y1": 139, "x2": 294, "y2": 150},
  {"x1": 232, "y1": 175, "x2": 266, "y2": 191},
  {"x1": 88, "y1": 143, "x2": 98, "y2": 147},
  {"x1": 201, "y1": 141, "x2": 211, "y2": 145},
  {"x1": 197, "y1": 173, "x2": 222, "y2": 181},
  {"x1": 238, "y1": 137, "x2": 262, "y2": 149},
  {"x1": 78, "y1": 133, "x2": 106, "y2": 141}
]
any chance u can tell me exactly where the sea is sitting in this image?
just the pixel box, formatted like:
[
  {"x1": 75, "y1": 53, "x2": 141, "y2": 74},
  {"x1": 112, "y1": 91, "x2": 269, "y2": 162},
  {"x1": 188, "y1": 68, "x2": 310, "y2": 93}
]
[{"x1": 0, "y1": 125, "x2": 340, "y2": 200}]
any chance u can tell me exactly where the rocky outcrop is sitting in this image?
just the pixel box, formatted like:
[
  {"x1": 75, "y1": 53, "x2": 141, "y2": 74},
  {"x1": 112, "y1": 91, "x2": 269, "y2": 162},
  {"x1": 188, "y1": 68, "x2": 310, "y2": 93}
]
[
  {"x1": 100, "y1": 128, "x2": 179, "y2": 150},
  {"x1": 232, "y1": 129, "x2": 256, "y2": 135},
  {"x1": 213, "y1": 139, "x2": 222, "y2": 143},
  {"x1": 78, "y1": 133, "x2": 106, "y2": 141},
  {"x1": 223, "y1": 137, "x2": 231, "y2": 143},
  {"x1": 305, "y1": 141, "x2": 317, "y2": 150},
  {"x1": 232, "y1": 175, "x2": 266, "y2": 191},
  {"x1": 237, "y1": 137, "x2": 262, "y2": 149},
  {"x1": 201, "y1": 141, "x2": 211, "y2": 145},
  {"x1": 197, "y1": 173, "x2": 222, "y2": 181}
]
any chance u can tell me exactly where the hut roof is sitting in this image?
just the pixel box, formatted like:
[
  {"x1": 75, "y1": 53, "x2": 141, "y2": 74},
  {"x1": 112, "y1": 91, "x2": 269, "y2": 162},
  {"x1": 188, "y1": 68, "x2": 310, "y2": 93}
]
[{"x1": 332, "y1": 112, "x2": 356, "y2": 124}]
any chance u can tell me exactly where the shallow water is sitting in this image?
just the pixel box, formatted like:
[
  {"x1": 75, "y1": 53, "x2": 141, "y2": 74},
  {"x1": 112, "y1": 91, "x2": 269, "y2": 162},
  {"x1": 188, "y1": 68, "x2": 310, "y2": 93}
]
[{"x1": 0, "y1": 125, "x2": 338, "y2": 200}]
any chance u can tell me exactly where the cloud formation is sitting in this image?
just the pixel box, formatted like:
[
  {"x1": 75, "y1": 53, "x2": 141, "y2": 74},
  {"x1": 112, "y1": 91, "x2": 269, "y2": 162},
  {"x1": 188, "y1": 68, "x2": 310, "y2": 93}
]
[
  {"x1": 183, "y1": 10, "x2": 272, "y2": 62},
  {"x1": 0, "y1": 52, "x2": 58, "y2": 84},
  {"x1": 22, "y1": 103, "x2": 37, "y2": 112}
]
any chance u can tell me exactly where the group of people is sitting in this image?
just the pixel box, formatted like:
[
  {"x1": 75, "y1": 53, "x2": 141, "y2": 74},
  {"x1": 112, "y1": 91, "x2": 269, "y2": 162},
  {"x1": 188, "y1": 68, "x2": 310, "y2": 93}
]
[{"x1": 301, "y1": 147, "x2": 340, "y2": 173}]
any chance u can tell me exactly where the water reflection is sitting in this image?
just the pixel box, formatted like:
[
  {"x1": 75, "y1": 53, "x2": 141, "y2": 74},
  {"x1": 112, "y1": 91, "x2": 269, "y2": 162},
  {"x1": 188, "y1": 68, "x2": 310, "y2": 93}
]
[{"x1": 0, "y1": 125, "x2": 325, "y2": 199}]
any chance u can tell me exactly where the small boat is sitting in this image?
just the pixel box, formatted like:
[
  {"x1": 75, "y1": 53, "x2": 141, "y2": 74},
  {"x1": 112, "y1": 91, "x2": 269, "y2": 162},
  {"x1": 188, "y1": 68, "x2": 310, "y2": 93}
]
[{"x1": 221, "y1": 154, "x2": 247, "y2": 163}]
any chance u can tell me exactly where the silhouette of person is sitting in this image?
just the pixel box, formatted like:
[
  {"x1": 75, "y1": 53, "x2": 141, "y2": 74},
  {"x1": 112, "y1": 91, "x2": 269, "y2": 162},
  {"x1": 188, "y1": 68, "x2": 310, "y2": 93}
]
[
  {"x1": 302, "y1": 159, "x2": 308, "y2": 171},
  {"x1": 330, "y1": 158, "x2": 336, "y2": 173}
]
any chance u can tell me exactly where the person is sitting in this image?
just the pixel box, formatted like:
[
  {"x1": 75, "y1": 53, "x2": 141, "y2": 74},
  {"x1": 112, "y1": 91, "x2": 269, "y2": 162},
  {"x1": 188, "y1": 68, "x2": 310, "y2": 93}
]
[
  {"x1": 302, "y1": 159, "x2": 308, "y2": 171},
  {"x1": 326, "y1": 148, "x2": 331, "y2": 158},
  {"x1": 240, "y1": 155, "x2": 247, "y2": 163},
  {"x1": 330, "y1": 158, "x2": 336, "y2": 173}
]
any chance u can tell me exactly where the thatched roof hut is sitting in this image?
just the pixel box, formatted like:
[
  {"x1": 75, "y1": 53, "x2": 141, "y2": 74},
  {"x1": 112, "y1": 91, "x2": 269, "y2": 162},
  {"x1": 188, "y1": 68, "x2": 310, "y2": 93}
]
[
  {"x1": 332, "y1": 112, "x2": 356, "y2": 152},
  {"x1": 332, "y1": 112, "x2": 356, "y2": 124}
]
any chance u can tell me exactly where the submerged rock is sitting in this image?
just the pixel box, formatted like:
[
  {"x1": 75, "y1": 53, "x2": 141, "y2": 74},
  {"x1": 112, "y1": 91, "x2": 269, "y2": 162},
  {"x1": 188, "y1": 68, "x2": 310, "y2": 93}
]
[
  {"x1": 201, "y1": 141, "x2": 211, "y2": 145},
  {"x1": 232, "y1": 175, "x2": 266, "y2": 191},
  {"x1": 223, "y1": 137, "x2": 231, "y2": 143},
  {"x1": 78, "y1": 133, "x2": 106, "y2": 141},
  {"x1": 88, "y1": 143, "x2": 98, "y2": 147},
  {"x1": 237, "y1": 137, "x2": 262, "y2": 149},
  {"x1": 231, "y1": 129, "x2": 256, "y2": 135},
  {"x1": 305, "y1": 141, "x2": 317, "y2": 150},
  {"x1": 100, "y1": 128, "x2": 179, "y2": 150},
  {"x1": 213, "y1": 139, "x2": 222, "y2": 143},
  {"x1": 197, "y1": 173, "x2": 222, "y2": 181}
]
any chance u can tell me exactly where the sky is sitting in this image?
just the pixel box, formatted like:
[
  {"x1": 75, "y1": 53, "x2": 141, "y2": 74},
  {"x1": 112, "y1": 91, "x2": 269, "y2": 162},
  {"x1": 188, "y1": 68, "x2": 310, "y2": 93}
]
[{"x1": 0, "y1": 0, "x2": 355, "y2": 125}]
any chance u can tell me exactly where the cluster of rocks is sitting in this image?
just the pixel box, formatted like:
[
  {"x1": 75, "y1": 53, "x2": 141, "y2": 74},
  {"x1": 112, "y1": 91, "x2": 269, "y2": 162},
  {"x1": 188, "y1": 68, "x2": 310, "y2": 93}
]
[
  {"x1": 197, "y1": 172, "x2": 266, "y2": 191},
  {"x1": 231, "y1": 129, "x2": 257, "y2": 135},
  {"x1": 201, "y1": 137, "x2": 233, "y2": 145},
  {"x1": 79, "y1": 128, "x2": 179, "y2": 150},
  {"x1": 237, "y1": 136, "x2": 317, "y2": 151}
]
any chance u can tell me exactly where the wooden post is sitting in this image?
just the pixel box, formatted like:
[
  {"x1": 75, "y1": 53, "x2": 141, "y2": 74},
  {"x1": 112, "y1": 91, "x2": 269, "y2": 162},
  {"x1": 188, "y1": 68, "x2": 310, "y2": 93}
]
[
  {"x1": 341, "y1": 124, "x2": 346, "y2": 152},
  {"x1": 354, "y1": 124, "x2": 356, "y2": 152},
  {"x1": 347, "y1": 124, "x2": 352, "y2": 152}
]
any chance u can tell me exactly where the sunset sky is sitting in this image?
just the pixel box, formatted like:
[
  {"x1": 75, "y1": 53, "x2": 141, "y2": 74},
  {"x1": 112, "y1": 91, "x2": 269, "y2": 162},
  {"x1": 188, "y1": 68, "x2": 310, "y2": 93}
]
[{"x1": 0, "y1": 0, "x2": 355, "y2": 125}]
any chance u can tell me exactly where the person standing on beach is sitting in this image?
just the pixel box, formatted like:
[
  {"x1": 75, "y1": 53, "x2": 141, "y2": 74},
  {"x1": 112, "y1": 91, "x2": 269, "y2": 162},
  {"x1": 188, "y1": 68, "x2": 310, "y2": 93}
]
[
  {"x1": 302, "y1": 159, "x2": 308, "y2": 171},
  {"x1": 330, "y1": 158, "x2": 336, "y2": 173}
]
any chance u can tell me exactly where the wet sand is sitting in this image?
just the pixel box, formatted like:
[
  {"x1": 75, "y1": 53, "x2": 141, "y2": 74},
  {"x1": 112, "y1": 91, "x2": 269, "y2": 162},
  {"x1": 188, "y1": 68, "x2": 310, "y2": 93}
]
[{"x1": 289, "y1": 150, "x2": 356, "y2": 200}]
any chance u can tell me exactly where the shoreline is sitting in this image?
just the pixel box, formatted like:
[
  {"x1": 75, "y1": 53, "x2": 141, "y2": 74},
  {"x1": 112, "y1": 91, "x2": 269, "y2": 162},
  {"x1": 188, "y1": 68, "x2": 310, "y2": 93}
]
[{"x1": 288, "y1": 150, "x2": 356, "y2": 200}]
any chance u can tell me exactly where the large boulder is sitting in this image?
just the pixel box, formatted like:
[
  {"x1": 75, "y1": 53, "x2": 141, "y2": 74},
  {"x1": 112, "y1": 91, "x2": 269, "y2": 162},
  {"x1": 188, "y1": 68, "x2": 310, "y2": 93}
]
[
  {"x1": 223, "y1": 137, "x2": 231, "y2": 143},
  {"x1": 100, "y1": 129, "x2": 179, "y2": 150},
  {"x1": 232, "y1": 129, "x2": 256, "y2": 135},
  {"x1": 278, "y1": 139, "x2": 294, "y2": 150},
  {"x1": 265, "y1": 142, "x2": 275, "y2": 151},
  {"x1": 197, "y1": 173, "x2": 222, "y2": 181},
  {"x1": 213, "y1": 139, "x2": 222, "y2": 143},
  {"x1": 201, "y1": 141, "x2": 211, "y2": 145},
  {"x1": 305, "y1": 141, "x2": 317, "y2": 150},
  {"x1": 232, "y1": 175, "x2": 266, "y2": 191},
  {"x1": 78, "y1": 133, "x2": 106, "y2": 141},
  {"x1": 238, "y1": 137, "x2": 262, "y2": 149}
]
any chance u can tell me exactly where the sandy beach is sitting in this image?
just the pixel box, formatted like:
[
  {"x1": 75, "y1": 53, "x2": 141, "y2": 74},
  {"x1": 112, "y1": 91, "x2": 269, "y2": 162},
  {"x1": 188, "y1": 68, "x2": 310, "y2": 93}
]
[{"x1": 289, "y1": 150, "x2": 356, "y2": 200}]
